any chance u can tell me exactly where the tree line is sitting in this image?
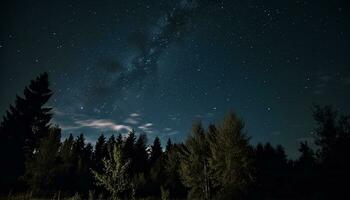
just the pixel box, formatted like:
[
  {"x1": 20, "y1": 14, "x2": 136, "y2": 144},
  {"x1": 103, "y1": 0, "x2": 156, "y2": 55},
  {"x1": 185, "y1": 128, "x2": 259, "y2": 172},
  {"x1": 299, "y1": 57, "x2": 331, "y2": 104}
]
[{"x1": 0, "y1": 73, "x2": 349, "y2": 199}]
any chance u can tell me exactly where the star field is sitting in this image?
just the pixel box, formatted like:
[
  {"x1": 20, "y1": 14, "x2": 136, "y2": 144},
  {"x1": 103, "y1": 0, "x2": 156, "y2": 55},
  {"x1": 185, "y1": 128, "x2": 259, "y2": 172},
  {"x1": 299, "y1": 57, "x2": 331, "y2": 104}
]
[{"x1": 1, "y1": 0, "x2": 349, "y2": 158}]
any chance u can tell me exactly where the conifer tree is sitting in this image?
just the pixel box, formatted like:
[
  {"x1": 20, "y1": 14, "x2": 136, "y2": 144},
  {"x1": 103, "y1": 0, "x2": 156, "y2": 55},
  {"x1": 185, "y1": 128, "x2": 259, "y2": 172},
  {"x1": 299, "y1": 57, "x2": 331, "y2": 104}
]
[
  {"x1": 180, "y1": 122, "x2": 212, "y2": 200},
  {"x1": 73, "y1": 134, "x2": 93, "y2": 193},
  {"x1": 165, "y1": 138, "x2": 173, "y2": 153},
  {"x1": 60, "y1": 134, "x2": 75, "y2": 163},
  {"x1": 59, "y1": 134, "x2": 76, "y2": 192},
  {"x1": 164, "y1": 143, "x2": 187, "y2": 199},
  {"x1": 116, "y1": 133, "x2": 123, "y2": 146},
  {"x1": 106, "y1": 134, "x2": 116, "y2": 158},
  {"x1": 148, "y1": 136, "x2": 164, "y2": 197},
  {"x1": 0, "y1": 72, "x2": 52, "y2": 190},
  {"x1": 132, "y1": 134, "x2": 149, "y2": 197},
  {"x1": 122, "y1": 131, "x2": 135, "y2": 159},
  {"x1": 23, "y1": 126, "x2": 61, "y2": 194},
  {"x1": 150, "y1": 136, "x2": 163, "y2": 166},
  {"x1": 133, "y1": 134, "x2": 148, "y2": 174},
  {"x1": 122, "y1": 131, "x2": 136, "y2": 177},
  {"x1": 94, "y1": 134, "x2": 107, "y2": 172},
  {"x1": 209, "y1": 112, "x2": 254, "y2": 199}
]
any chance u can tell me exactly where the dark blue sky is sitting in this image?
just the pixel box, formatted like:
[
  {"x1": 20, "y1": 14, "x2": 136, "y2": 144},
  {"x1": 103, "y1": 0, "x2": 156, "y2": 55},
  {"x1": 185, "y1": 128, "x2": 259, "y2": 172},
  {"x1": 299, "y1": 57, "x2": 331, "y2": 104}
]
[{"x1": 1, "y1": 0, "x2": 349, "y2": 158}]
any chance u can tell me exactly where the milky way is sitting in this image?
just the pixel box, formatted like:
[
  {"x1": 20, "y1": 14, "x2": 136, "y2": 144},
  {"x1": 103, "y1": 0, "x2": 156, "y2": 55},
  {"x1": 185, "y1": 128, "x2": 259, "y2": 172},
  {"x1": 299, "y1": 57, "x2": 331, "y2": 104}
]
[{"x1": 1, "y1": 0, "x2": 349, "y2": 157}]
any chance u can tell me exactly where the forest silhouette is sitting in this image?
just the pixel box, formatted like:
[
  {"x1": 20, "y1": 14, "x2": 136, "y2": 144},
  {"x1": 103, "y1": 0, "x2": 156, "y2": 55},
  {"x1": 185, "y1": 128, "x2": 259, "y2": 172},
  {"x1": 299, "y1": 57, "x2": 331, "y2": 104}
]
[{"x1": 0, "y1": 73, "x2": 349, "y2": 199}]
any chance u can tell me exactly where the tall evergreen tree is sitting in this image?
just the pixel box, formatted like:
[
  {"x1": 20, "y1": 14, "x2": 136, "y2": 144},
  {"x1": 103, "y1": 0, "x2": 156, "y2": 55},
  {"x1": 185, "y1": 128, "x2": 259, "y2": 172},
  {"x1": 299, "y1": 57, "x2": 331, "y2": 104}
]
[
  {"x1": 165, "y1": 138, "x2": 173, "y2": 153},
  {"x1": 132, "y1": 134, "x2": 149, "y2": 197},
  {"x1": 73, "y1": 134, "x2": 93, "y2": 193},
  {"x1": 116, "y1": 133, "x2": 123, "y2": 146},
  {"x1": 180, "y1": 122, "x2": 212, "y2": 200},
  {"x1": 253, "y1": 142, "x2": 290, "y2": 199},
  {"x1": 94, "y1": 134, "x2": 107, "y2": 173},
  {"x1": 209, "y1": 112, "x2": 254, "y2": 199},
  {"x1": 164, "y1": 143, "x2": 187, "y2": 199},
  {"x1": 150, "y1": 136, "x2": 162, "y2": 166},
  {"x1": 58, "y1": 134, "x2": 76, "y2": 192},
  {"x1": 0, "y1": 72, "x2": 52, "y2": 191},
  {"x1": 23, "y1": 126, "x2": 61, "y2": 194},
  {"x1": 122, "y1": 131, "x2": 136, "y2": 177},
  {"x1": 133, "y1": 134, "x2": 148, "y2": 175},
  {"x1": 148, "y1": 136, "x2": 164, "y2": 197},
  {"x1": 106, "y1": 134, "x2": 116, "y2": 158}
]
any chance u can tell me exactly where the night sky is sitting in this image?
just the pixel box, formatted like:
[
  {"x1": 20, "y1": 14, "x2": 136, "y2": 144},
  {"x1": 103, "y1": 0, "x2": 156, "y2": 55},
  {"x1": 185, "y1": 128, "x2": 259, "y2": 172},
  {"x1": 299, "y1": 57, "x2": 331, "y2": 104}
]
[{"x1": 1, "y1": 0, "x2": 349, "y2": 158}]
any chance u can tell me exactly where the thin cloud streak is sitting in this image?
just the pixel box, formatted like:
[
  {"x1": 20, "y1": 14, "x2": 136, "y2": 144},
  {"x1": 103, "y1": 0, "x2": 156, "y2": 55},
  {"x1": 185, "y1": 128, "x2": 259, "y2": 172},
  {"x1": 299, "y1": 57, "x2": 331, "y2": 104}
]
[
  {"x1": 58, "y1": 117, "x2": 132, "y2": 133},
  {"x1": 75, "y1": 119, "x2": 132, "y2": 132},
  {"x1": 124, "y1": 117, "x2": 139, "y2": 125}
]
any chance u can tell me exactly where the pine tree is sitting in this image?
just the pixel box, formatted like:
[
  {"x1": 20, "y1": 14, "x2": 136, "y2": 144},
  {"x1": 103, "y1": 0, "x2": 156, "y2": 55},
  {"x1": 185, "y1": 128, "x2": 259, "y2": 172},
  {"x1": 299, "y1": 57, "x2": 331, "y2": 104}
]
[
  {"x1": 132, "y1": 134, "x2": 149, "y2": 197},
  {"x1": 122, "y1": 131, "x2": 136, "y2": 177},
  {"x1": 0, "y1": 72, "x2": 52, "y2": 190},
  {"x1": 150, "y1": 136, "x2": 163, "y2": 166},
  {"x1": 73, "y1": 134, "x2": 93, "y2": 193},
  {"x1": 209, "y1": 112, "x2": 254, "y2": 199},
  {"x1": 180, "y1": 122, "x2": 212, "y2": 200},
  {"x1": 253, "y1": 142, "x2": 290, "y2": 199},
  {"x1": 122, "y1": 131, "x2": 135, "y2": 160},
  {"x1": 164, "y1": 143, "x2": 187, "y2": 199},
  {"x1": 165, "y1": 138, "x2": 173, "y2": 153},
  {"x1": 106, "y1": 134, "x2": 116, "y2": 158},
  {"x1": 23, "y1": 72, "x2": 52, "y2": 149},
  {"x1": 94, "y1": 134, "x2": 107, "y2": 173},
  {"x1": 58, "y1": 134, "x2": 75, "y2": 192},
  {"x1": 23, "y1": 126, "x2": 61, "y2": 194},
  {"x1": 148, "y1": 136, "x2": 164, "y2": 197},
  {"x1": 133, "y1": 134, "x2": 148, "y2": 175},
  {"x1": 60, "y1": 134, "x2": 75, "y2": 163},
  {"x1": 116, "y1": 133, "x2": 123, "y2": 146}
]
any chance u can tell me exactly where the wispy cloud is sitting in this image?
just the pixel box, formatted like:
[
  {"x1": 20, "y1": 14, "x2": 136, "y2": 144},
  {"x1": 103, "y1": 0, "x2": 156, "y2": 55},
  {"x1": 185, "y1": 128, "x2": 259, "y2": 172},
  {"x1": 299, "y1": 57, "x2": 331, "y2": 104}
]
[
  {"x1": 162, "y1": 127, "x2": 180, "y2": 136},
  {"x1": 167, "y1": 131, "x2": 179, "y2": 136},
  {"x1": 130, "y1": 113, "x2": 141, "y2": 117},
  {"x1": 57, "y1": 124, "x2": 81, "y2": 131},
  {"x1": 164, "y1": 127, "x2": 172, "y2": 131},
  {"x1": 137, "y1": 123, "x2": 157, "y2": 134},
  {"x1": 57, "y1": 116, "x2": 132, "y2": 133},
  {"x1": 75, "y1": 119, "x2": 132, "y2": 132},
  {"x1": 53, "y1": 108, "x2": 173, "y2": 138},
  {"x1": 124, "y1": 117, "x2": 139, "y2": 125},
  {"x1": 52, "y1": 108, "x2": 66, "y2": 116},
  {"x1": 138, "y1": 123, "x2": 153, "y2": 130}
]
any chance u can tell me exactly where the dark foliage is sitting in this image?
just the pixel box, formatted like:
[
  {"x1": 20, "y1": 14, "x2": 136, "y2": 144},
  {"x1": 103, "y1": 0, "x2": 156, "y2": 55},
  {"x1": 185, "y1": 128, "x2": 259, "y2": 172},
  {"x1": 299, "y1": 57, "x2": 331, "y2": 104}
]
[
  {"x1": 1, "y1": 73, "x2": 350, "y2": 199},
  {"x1": 0, "y1": 72, "x2": 52, "y2": 192}
]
